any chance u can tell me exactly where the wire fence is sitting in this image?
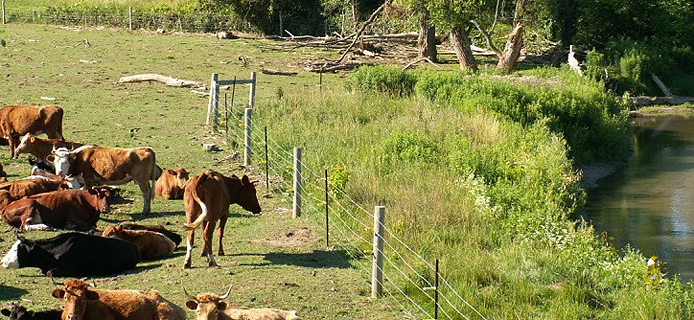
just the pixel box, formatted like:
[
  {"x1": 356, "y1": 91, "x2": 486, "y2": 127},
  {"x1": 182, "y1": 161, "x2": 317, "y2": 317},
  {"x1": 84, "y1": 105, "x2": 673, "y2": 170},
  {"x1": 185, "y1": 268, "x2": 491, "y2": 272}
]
[{"x1": 213, "y1": 85, "x2": 490, "y2": 320}]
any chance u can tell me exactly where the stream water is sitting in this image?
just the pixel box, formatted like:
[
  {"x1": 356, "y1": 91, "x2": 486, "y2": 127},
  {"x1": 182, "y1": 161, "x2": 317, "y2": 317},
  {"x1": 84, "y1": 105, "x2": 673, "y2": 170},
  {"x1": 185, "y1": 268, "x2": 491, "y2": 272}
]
[{"x1": 585, "y1": 114, "x2": 694, "y2": 283}]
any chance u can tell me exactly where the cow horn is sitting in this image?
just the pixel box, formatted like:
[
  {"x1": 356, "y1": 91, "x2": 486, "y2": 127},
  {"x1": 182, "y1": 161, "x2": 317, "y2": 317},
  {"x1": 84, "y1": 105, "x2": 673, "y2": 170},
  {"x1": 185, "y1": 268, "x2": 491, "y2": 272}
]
[
  {"x1": 219, "y1": 284, "x2": 233, "y2": 300},
  {"x1": 49, "y1": 271, "x2": 64, "y2": 286},
  {"x1": 183, "y1": 287, "x2": 197, "y2": 301}
]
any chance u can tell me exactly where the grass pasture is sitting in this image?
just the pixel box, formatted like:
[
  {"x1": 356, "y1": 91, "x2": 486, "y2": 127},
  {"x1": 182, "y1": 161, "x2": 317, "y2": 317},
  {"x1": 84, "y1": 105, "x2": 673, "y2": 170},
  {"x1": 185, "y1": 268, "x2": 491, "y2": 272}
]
[{"x1": 0, "y1": 24, "x2": 400, "y2": 319}]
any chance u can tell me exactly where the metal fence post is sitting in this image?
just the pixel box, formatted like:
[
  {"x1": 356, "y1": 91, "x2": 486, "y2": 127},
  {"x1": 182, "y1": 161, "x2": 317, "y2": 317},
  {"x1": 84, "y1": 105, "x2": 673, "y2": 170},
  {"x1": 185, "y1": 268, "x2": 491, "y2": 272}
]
[
  {"x1": 244, "y1": 108, "x2": 252, "y2": 166},
  {"x1": 293, "y1": 147, "x2": 302, "y2": 218},
  {"x1": 372, "y1": 205, "x2": 385, "y2": 298}
]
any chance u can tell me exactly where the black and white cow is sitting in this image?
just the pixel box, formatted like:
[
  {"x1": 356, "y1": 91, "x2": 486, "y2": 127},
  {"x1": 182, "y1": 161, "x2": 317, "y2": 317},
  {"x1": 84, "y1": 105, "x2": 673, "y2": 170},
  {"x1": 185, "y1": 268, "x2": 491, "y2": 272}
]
[
  {"x1": 1, "y1": 303, "x2": 61, "y2": 320},
  {"x1": 1, "y1": 232, "x2": 141, "y2": 277}
]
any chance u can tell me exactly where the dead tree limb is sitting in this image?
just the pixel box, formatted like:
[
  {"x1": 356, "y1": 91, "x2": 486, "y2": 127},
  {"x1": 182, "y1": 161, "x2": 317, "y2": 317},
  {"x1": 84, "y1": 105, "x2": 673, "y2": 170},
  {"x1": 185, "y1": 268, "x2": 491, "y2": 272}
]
[
  {"x1": 261, "y1": 68, "x2": 298, "y2": 76},
  {"x1": 118, "y1": 74, "x2": 205, "y2": 89},
  {"x1": 402, "y1": 57, "x2": 441, "y2": 70},
  {"x1": 650, "y1": 73, "x2": 673, "y2": 97},
  {"x1": 470, "y1": 19, "x2": 502, "y2": 57},
  {"x1": 336, "y1": 1, "x2": 389, "y2": 64}
]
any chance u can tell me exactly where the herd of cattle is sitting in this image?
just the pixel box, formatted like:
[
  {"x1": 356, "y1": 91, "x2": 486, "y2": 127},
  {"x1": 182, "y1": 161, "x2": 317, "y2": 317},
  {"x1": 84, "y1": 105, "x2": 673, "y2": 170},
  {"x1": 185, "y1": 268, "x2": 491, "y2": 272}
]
[{"x1": 0, "y1": 106, "x2": 301, "y2": 320}]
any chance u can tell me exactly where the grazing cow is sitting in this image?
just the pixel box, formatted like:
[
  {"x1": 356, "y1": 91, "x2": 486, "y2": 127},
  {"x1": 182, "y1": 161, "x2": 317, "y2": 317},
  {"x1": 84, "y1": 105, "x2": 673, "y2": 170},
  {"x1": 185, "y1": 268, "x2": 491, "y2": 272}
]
[
  {"x1": 102, "y1": 225, "x2": 175, "y2": 260},
  {"x1": 51, "y1": 279, "x2": 186, "y2": 320},
  {"x1": 184, "y1": 286, "x2": 301, "y2": 320},
  {"x1": 1, "y1": 232, "x2": 140, "y2": 276},
  {"x1": 0, "y1": 106, "x2": 63, "y2": 159},
  {"x1": 15, "y1": 133, "x2": 83, "y2": 161},
  {"x1": 154, "y1": 168, "x2": 189, "y2": 200},
  {"x1": 183, "y1": 171, "x2": 261, "y2": 268},
  {"x1": 0, "y1": 176, "x2": 73, "y2": 210},
  {"x1": 1, "y1": 302, "x2": 62, "y2": 320},
  {"x1": 1, "y1": 187, "x2": 112, "y2": 231},
  {"x1": 49, "y1": 146, "x2": 161, "y2": 214}
]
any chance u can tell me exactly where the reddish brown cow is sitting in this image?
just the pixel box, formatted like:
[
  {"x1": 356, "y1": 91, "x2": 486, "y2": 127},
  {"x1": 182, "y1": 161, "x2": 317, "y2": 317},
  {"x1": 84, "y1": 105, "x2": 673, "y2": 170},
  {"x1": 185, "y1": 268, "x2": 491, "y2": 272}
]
[
  {"x1": 0, "y1": 105, "x2": 63, "y2": 158},
  {"x1": 184, "y1": 286, "x2": 301, "y2": 320},
  {"x1": 102, "y1": 224, "x2": 175, "y2": 260},
  {"x1": 0, "y1": 176, "x2": 71, "y2": 209},
  {"x1": 15, "y1": 133, "x2": 83, "y2": 160},
  {"x1": 50, "y1": 146, "x2": 161, "y2": 214},
  {"x1": 52, "y1": 279, "x2": 186, "y2": 320},
  {"x1": 154, "y1": 168, "x2": 189, "y2": 200},
  {"x1": 182, "y1": 171, "x2": 261, "y2": 268},
  {"x1": 1, "y1": 187, "x2": 112, "y2": 232}
]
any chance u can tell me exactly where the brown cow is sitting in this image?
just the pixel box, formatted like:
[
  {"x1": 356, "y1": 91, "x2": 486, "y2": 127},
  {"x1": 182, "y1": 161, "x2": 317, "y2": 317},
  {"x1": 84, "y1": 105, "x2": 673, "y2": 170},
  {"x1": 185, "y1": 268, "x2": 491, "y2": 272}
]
[
  {"x1": 15, "y1": 133, "x2": 83, "y2": 160},
  {"x1": 182, "y1": 171, "x2": 261, "y2": 268},
  {"x1": 184, "y1": 286, "x2": 301, "y2": 320},
  {"x1": 102, "y1": 224, "x2": 175, "y2": 260},
  {"x1": 1, "y1": 187, "x2": 112, "y2": 232},
  {"x1": 52, "y1": 279, "x2": 186, "y2": 320},
  {"x1": 0, "y1": 176, "x2": 72, "y2": 209},
  {"x1": 0, "y1": 105, "x2": 63, "y2": 158},
  {"x1": 154, "y1": 168, "x2": 189, "y2": 200},
  {"x1": 50, "y1": 146, "x2": 161, "y2": 214}
]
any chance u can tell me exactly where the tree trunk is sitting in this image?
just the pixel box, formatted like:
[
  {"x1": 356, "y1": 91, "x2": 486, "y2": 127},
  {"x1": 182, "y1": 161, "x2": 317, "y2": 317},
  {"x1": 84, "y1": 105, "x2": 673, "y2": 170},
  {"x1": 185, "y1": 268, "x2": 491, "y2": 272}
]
[
  {"x1": 559, "y1": 0, "x2": 575, "y2": 47},
  {"x1": 496, "y1": 23, "x2": 523, "y2": 72},
  {"x1": 449, "y1": 27, "x2": 478, "y2": 71},
  {"x1": 417, "y1": 8, "x2": 438, "y2": 63}
]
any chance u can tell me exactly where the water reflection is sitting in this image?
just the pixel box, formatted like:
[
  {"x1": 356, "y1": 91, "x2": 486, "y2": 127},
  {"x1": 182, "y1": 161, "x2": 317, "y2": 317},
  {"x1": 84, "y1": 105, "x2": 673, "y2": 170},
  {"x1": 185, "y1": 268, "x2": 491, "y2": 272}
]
[{"x1": 585, "y1": 115, "x2": 694, "y2": 283}]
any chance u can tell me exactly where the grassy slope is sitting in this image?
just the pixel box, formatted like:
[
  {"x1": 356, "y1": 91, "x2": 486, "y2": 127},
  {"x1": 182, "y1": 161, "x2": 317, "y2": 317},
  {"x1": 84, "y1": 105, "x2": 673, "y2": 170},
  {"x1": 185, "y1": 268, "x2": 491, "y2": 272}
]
[{"x1": 0, "y1": 24, "x2": 399, "y2": 319}]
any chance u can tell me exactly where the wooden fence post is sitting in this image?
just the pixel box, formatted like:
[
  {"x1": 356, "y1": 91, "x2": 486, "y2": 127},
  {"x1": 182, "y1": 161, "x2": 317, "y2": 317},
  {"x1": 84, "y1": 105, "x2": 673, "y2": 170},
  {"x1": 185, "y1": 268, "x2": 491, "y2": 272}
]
[
  {"x1": 293, "y1": 147, "x2": 302, "y2": 218},
  {"x1": 128, "y1": 6, "x2": 133, "y2": 31},
  {"x1": 206, "y1": 73, "x2": 218, "y2": 127},
  {"x1": 2, "y1": 1, "x2": 6, "y2": 25},
  {"x1": 244, "y1": 108, "x2": 252, "y2": 166},
  {"x1": 372, "y1": 205, "x2": 385, "y2": 298},
  {"x1": 248, "y1": 71, "x2": 257, "y2": 109},
  {"x1": 324, "y1": 169, "x2": 329, "y2": 248}
]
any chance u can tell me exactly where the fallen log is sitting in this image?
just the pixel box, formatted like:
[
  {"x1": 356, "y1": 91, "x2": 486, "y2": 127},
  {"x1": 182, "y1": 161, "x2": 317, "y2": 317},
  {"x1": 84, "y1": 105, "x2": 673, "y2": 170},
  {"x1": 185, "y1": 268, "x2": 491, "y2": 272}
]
[
  {"x1": 118, "y1": 74, "x2": 205, "y2": 89},
  {"x1": 261, "y1": 68, "x2": 298, "y2": 76},
  {"x1": 304, "y1": 62, "x2": 365, "y2": 73},
  {"x1": 630, "y1": 95, "x2": 694, "y2": 107},
  {"x1": 650, "y1": 73, "x2": 673, "y2": 97}
]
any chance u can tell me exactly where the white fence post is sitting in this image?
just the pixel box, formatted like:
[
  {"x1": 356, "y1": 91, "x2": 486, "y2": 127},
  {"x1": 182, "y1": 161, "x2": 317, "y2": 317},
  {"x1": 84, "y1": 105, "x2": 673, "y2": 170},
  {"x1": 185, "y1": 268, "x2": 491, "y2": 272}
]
[
  {"x1": 206, "y1": 73, "x2": 218, "y2": 127},
  {"x1": 249, "y1": 71, "x2": 257, "y2": 109},
  {"x1": 244, "y1": 108, "x2": 252, "y2": 166},
  {"x1": 128, "y1": 6, "x2": 133, "y2": 31},
  {"x1": 372, "y1": 205, "x2": 385, "y2": 298},
  {"x1": 2, "y1": 1, "x2": 6, "y2": 25},
  {"x1": 293, "y1": 147, "x2": 302, "y2": 218}
]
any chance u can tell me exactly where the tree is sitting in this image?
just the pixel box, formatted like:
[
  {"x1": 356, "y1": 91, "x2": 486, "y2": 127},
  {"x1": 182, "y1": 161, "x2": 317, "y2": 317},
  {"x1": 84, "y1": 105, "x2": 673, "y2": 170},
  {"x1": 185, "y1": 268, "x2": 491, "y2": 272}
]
[
  {"x1": 426, "y1": 0, "x2": 485, "y2": 71},
  {"x1": 394, "y1": 0, "x2": 438, "y2": 62}
]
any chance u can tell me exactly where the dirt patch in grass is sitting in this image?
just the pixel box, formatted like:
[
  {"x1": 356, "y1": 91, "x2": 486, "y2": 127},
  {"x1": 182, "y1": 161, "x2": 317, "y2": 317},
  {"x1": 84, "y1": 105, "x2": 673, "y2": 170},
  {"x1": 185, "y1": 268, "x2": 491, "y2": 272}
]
[{"x1": 262, "y1": 228, "x2": 320, "y2": 247}]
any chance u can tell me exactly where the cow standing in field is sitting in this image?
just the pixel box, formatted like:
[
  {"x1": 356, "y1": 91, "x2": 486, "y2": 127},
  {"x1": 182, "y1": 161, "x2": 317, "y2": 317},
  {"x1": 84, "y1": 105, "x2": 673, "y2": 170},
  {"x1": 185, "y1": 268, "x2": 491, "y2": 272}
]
[
  {"x1": 102, "y1": 224, "x2": 175, "y2": 260},
  {"x1": 0, "y1": 105, "x2": 63, "y2": 159},
  {"x1": 1, "y1": 302, "x2": 62, "y2": 320},
  {"x1": 184, "y1": 286, "x2": 301, "y2": 320},
  {"x1": 154, "y1": 168, "x2": 189, "y2": 200},
  {"x1": 49, "y1": 146, "x2": 161, "y2": 214},
  {"x1": 15, "y1": 133, "x2": 83, "y2": 162},
  {"x1": 1, "y1": 232, "x2": 140, "y2": 276},
  {"x1": 183, "y1": 171, "x2": 261, "y2": 268},
  {"x1": 51, "y1": 279, "x2": 186, "y2": 320},
  {"x1": 1, "y1": 187, "x2": 112, "y2": 231}
]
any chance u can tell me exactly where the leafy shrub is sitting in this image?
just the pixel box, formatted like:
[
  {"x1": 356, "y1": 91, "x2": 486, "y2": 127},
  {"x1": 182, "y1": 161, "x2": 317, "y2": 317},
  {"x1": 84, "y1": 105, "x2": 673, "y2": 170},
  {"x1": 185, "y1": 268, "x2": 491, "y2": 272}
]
[
  {"x1": 377, "y1": 131, "x2": 440, "y2": 170},
  {"x1": 347, "y1": 65, "x2": 418, "y2": 97}
]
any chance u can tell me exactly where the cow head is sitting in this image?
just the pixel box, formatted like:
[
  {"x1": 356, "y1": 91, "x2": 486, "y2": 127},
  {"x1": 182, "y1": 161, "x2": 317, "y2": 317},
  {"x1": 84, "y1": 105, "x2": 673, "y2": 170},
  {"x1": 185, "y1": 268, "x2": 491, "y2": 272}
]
[
  {"x1": 1, "y1": 302, "x2": 23, "y2": 320},
  {"x1": 184, "y1": 285, "x2": 232, "y2": 320},
  {"x1": 235, "y1": 175, "x2": 261, "y2": 215},
  {"x1": 49, "y1": 147, "x2": 72, "y2": 177},
  {"x1": 101, "y1": 224, "x2": 122, "y2": 238},
  {"x1": 52, "y1": 280, "x2": 98, "y2": 320},
  {"x1": 14, "y1": 133, "x2": 34, "y2": 156},
  {"x1": 87, "y1": 186, "x2": 112, "y2": 214},
  {"x1": 1, "y1": 234, "x2": 27, "y2": 269}
]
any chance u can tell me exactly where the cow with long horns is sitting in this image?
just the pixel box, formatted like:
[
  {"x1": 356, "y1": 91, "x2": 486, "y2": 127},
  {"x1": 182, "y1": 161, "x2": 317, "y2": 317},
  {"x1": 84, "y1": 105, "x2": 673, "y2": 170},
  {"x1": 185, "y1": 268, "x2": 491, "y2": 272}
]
[{"x1": 184, "y1": 285, "x2": 301, "y2": 320}]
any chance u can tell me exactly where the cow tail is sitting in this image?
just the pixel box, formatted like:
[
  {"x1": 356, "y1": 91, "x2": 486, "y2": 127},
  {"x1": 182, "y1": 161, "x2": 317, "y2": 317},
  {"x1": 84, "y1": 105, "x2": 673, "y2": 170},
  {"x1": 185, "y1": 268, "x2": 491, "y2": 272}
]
[{"x1": 183, "y1": 177, "x2": 208, "y2": 231}]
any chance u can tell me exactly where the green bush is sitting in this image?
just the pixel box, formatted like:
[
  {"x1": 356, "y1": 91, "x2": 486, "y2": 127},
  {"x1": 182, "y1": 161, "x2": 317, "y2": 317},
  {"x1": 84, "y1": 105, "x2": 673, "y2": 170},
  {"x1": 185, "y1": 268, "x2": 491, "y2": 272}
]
[
  {"x1": 377, "y1": 131, "x2": 440, "y2": 171},
  {"x1": 347, "y1": 65, "x2": 418, "y2": 97}
]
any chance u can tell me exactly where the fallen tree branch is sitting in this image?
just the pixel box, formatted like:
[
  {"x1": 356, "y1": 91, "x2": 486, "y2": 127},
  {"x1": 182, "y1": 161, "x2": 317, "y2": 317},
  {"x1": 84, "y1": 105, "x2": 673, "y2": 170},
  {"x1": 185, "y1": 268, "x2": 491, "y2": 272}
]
[
  {"x1": 402, "y1": 57, "x2": 441, "y2": 70},
  {"x1": 261, "y1": 68, "x2": 298, "y2": 76},
  {"x1": 304, "y1": 62, "x2": 365, "y2": 73},
  {"x1": 650, "y1": 72, "x2": 673, "y2": 97},
  {"x1": 470, "y1": 20, "x2": 502, "y2": 58},
  {"x1": 630, "y1": 95, "x2": 694, "y2": 107},
  {"x1": 336, "y1": 1, "x2": 389, "y2": 64},
  {"x1": 118, "y1": 74, "x2": 205, "y2": 89}
]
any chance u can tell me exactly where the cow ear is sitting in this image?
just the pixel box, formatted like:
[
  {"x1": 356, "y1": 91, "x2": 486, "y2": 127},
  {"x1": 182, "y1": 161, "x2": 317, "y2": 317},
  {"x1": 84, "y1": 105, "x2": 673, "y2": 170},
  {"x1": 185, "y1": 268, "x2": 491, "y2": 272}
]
[
  {"x1": 242, "y1": 175, "x2": 250, "y2": 185},
  {"x1": 51, "y1": 289, "x2": 66, "y2": 299},
  {"x1": 185, "y1": 300, "x2": 198, "y2": 310},
  {"x1": 45, "y1": 155, "x2": 55, "y2": 163},
  {"x1": 1, "y1": 308, "x2": 10, "y2": 316},
  {"x1": 217, "y1": 301, "x2": 228, "y2": 311},
  {"x1": 86, "y1": 291, "x2": 99, "y2": 300}
]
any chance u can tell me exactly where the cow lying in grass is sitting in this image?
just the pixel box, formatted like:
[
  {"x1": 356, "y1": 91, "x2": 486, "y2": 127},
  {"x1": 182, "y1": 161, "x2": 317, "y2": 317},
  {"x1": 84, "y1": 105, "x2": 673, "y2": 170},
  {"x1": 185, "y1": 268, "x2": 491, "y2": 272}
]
[
  {"x1": 102, "y1": 224, "x2": 175, "y2": 260},
  {"x1": 184, "y1": 286, "x2": 301, "y2": 320}
]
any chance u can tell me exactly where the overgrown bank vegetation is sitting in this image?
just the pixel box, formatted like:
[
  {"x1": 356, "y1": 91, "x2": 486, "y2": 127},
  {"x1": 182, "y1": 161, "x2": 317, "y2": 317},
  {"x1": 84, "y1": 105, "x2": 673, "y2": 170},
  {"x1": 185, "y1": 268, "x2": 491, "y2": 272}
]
[{"x1": 258, "y1": 65, "x2": 694, "y2": 318}]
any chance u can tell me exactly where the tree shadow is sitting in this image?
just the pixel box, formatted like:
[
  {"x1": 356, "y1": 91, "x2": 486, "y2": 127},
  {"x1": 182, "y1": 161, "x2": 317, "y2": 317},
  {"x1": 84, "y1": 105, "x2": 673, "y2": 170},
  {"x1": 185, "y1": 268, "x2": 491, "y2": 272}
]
[
  {"x1": 0, "y1": 285, "x2": 28, "y2": 300},
  {"x1": 236, "y1": 250, "x2": 355, "y2": 269}
]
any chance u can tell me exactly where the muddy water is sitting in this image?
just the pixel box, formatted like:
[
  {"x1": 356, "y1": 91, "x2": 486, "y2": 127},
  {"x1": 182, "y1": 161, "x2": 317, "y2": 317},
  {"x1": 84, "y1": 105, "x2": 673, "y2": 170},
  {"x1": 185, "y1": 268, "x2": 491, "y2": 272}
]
[{"x1": 585, "y1": 115, "x2": 694, "y2": 283}]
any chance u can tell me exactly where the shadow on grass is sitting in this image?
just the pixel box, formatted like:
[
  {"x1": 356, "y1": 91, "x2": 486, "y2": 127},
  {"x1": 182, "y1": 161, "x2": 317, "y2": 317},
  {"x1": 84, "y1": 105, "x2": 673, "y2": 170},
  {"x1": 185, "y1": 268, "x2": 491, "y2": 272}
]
[
  {"x1": 0, "y1": 285, "x2": 28, "y2": 300},
  {"x1": 238, "y1": 250, "x2": 354, "y2": 269}
]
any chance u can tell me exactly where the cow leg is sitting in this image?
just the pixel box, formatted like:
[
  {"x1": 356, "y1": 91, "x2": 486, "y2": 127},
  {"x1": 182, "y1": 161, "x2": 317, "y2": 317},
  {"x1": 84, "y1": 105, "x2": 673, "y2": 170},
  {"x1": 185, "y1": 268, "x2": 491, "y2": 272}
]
[
  {"x1": 217, "y1": 214, "x2": 228, "y2": 256},
  {"x1": 137, "y1": 180, "x2": 152, "y2": 214},
  {"x1": 203, "y1": 220, "x2": 218, "y2": 267},
  {"x1": 200, "y1": 220, "x2": 209, "y2": 257},
  {"x1": 183, "y1": 230, "x2": 194, "y2": 269},
  {"x1": 8, "y1": 134, "x2": 18, "y2": 159}
]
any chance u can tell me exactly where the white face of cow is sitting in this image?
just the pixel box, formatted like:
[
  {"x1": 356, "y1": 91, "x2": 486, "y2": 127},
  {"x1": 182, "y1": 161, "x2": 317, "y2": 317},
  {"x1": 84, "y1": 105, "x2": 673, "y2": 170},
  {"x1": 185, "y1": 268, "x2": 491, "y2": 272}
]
[
  {"x1": 1, "y1": 240, "x2": 21, "y2": 268},
  {"x1": 15, "y1": 133, "x2": 31, "y2": 154},
  {"x1": 65, "y1": 175, "x2": 83, "y2": 189},
  {"x1": 52, "y1": 147, "x2": 71, "y2": 176}
]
